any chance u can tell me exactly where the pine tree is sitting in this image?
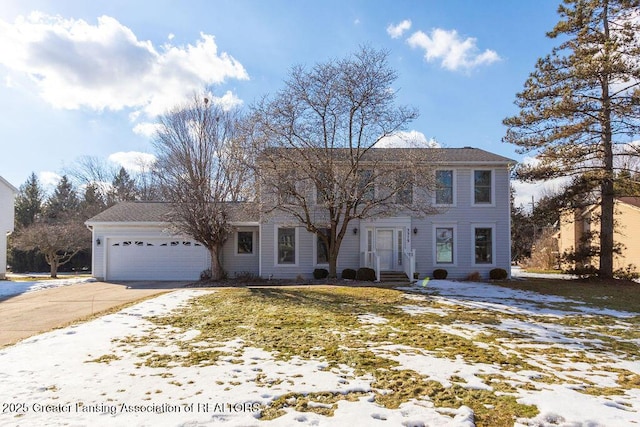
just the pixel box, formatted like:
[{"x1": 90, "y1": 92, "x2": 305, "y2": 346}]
[
  {"x1": 14, "y1": 172, "x2": 44, "y2": 229},
  {"x1": 109, "y1": 167, "x2": 138, "y2": 204},
  {"x1": 45, "y1": 175, "x2": 79, "y2": 221},
  {"x1": 503, "y1": 0, "x2": 640, "y2": 279}
]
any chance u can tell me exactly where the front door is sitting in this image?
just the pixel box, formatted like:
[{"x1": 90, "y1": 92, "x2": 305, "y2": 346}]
[{"x1": 376, "y1": 229, "x2": 394, "y2": 270}]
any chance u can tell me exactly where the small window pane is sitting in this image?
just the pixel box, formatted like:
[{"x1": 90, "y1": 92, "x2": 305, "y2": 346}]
[
  {"x1": 278, "y1": 228, "x2": 296, "y2": 264},
  {"x1": 238, "y1": 231, "x2": 253, "y2": 254},
  {"x1": 436, "y1": 170, "x2": 453, "y2": 204},
  {"x1": 475, "y1": 228, "x2": 493, "y2": 264},
  {"x1": 474, "y1": 171, "x2": 492, "y2": 204},
  {"x1": 396, "y1": 172, "x2": 413, "y2": 204},
  {"x1": 436, "y1": 228, "x2": 453, "y2": 263}
]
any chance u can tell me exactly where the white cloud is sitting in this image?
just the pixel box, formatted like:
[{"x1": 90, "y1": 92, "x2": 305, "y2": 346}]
[
  {"x1": 387, "y1": 20, "x2": 411, "y2": 39},
  {"x1": 0, "y1": 12, "x2": 248, "y2": 116},
  {"x1": 375, "y1": 130, "x2": 440, "y2": 148},
  {"x1": 38, "y1": 171, "x2": 62, "y2": 189},
  {"x1": 406, "y1": 28, "x2": 500, "y2": 71},
  {"x1": 132, "y1": 122, "x2": 162, "y2": 138},
  {"x1": 209, "y1": 90, "x2": 243, "y2": 111},
  {"x1": 108, "y1": 151, "x2": 156, "y2": 172}
]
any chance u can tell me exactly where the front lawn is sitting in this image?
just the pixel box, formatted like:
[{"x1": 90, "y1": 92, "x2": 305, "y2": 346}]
[
  {"x1": 112, "y1": 282, "x2": 639, "y2": 426},
  {"x1": 497, "y1": 277, "x2": 640, "y2": 313}
]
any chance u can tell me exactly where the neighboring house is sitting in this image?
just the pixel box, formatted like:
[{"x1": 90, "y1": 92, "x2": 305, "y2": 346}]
[
  {"x1": 85, "y1": 147, "x2": 515, "y2": 281},
  {"x1": 556, "y1": 197, "x2": 640, "y2": 271},
  {"x1": 0, "y1": 176, "x2": 17, "y2": 280}
]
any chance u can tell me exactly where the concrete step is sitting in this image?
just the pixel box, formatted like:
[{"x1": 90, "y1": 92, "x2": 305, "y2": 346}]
[{"x1": 379, "y1": 271, "x2": 410, "y2": 283}]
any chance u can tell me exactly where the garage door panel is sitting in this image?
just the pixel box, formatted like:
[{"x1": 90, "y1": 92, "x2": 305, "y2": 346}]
[{"x1": 107, "y1": 238, "x2": 209, "y2": 281}]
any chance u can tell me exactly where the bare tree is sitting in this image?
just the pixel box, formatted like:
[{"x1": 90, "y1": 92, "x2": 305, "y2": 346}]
[
  {"x1": 12, "y1": 221, "x2": 89, "y2": 278},
  {"x1": 153, "y1": 93, "x2": 249, "y2": 281},
  {"x1": 246, "y1": 46, "x2": 437, "y2": 278}
]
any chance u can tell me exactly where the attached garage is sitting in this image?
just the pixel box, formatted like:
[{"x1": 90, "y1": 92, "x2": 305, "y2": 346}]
[
  {"x1": 105, "y1": 238, "x2": 209, "y2": 281},
  {"x1": 86, "y1": 201, "x2": 260, "y2": 281}
]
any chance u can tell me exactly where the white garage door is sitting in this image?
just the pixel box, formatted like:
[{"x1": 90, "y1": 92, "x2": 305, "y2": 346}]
[{"x1": 106, "y1": 238, "x2": 210, "y2": 281}]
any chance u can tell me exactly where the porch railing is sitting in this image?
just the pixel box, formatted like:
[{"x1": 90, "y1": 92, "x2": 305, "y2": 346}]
[{"x1": 403, "y1": 249, "x2": 416, "y2": 282}]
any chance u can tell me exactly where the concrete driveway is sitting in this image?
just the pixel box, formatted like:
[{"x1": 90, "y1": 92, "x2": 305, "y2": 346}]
[{"x1": 0, "y1": 281, "x2": 186, "y2": 347}]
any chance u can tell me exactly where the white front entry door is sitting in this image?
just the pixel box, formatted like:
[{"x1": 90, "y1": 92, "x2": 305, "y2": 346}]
[{"x1": 376, "y1": 229, "x2": 394, "y2": 270}]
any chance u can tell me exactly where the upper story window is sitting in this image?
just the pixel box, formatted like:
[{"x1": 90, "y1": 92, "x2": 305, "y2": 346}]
[
  {"x1": 473, "y1": 170, "x2": 492, "y2": 205},
  {"x1": 396, "y1": 171, "x2": 413, "y2": 204},
  {"x1": 357, "y1": 169, "x2": 374, "y2": 201},
  {"x1": 435, "y1": 170, "x2": 454, "y2": 205}
]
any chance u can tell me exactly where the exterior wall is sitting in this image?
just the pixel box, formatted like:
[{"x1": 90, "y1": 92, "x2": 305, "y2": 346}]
[
  {"x1": 221, "y1": 226, "x2": 260, "y2": 278},
  {"x1": 259, "y1": 214, "x2": 361, "y2": 279},
  {"x1": 411, "y1": 166, "x2": 511, "y2": 279},
  {"x1": 0, "y1": 180, "x2": 16, "y2": 279},
  {"x1": 615, "y1": 202, "x2": 640, "y2": 269},
  {"x1": 258, "y1": 165, "x2": 512, "y2": 280},
  {"x1": 91, "y1": 223, "x2": 259, "y2": 280},
  {"x1": 558, "y1": 201, "x2": 640, "y2": 271}
]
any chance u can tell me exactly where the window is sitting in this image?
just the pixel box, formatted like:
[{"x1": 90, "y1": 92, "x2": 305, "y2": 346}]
[
  {"x1": 435, "y1": 170, "x2": 454, "y2": 205},
  {"x1": 277, "y1": 171, "x2": 298, "y2": 204},
  {"x1": 316, "y1": 228, "x2": 329, "y2": 264},
  {"x1": 237, "y1": 231, "x2": 253, "y2": 254},
  {"x1": 474, "y1": 170, "x2": 492, "y2": 204},
  {"x1": 396, "y1": 171, "x2": 413, "y2": 204},
  {"x1": 357, "y1": 169, "x2": 374, "y2": 201},
  {"x1": 474, "y1": 227, "x2": 493, "y2": 264},
  {"x1": 277, "y1": 227, "x2": 296, "y2": 264},
  {"x1": 435, "y1": 227, "x2": 454, "y2": 264}
]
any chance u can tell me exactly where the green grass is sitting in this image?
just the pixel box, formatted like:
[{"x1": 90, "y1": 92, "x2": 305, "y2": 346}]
[
  {"x1": 103, "y1": 285, "x2": 640, "y2": 426},
  {"x1": 497, "y1": 277, "x2": 640, "y2": 313}
]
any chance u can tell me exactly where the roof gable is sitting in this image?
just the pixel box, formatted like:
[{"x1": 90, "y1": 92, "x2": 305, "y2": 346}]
[{"x1": 0, "y1": 176, "x2": 17, "y2": 193}]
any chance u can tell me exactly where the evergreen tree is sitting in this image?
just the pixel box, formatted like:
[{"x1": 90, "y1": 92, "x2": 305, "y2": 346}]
[
  {"x1": 80, "y1": 182, "x2": 107, "y2": 219},
  {"x1": 14, "y1": 172, "x2": 44, "y2": 229},
  {"x1": 109, "y1": 167, "x2": 137, "y2": 204},
  {"x1": 504, "y1": 0, "x2": 640, "y2": 279},
  {"x1": 45, "y1": 175, "x2": 79, "y2": 221}
]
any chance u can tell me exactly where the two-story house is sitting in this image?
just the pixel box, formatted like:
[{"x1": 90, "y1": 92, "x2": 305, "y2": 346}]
[
  {"x1": 85, "y1": 147, "x2": 514, "y2": 282},
  {"x1": 0, "y1": 176, "x2": 17, "y2": 280}
]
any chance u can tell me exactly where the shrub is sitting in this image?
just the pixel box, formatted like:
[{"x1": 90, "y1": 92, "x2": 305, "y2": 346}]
[
  {"x1": 356, "y1": 267, "x2": 376, "y2": 281},
  {"x1": 489, "y1": 268, "x2": 508, "y2": 280},
  {"x1": 342, "y1": 268, "x2": 357, "y2": 280},
  {"x1": 313, "y1": 268, "x2": 329, "y2": 279},
  {"x1": 465, "y1": 271, "x2": 482, "y2": 281},
  {"x1": 432, "y1": 269, "x2": 448, "y2": 280},
  {"x1": 200, "y1": 269, "x2": 212, "y2": 281}
]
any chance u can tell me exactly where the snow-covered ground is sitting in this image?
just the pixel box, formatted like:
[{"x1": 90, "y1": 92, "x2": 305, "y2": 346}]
[
  {"x1": 0, "y1": 275, "x2": 96, "y2": 297},
  {"x1": 0, "y1": 280, "x2": 638, "y2": 426}
]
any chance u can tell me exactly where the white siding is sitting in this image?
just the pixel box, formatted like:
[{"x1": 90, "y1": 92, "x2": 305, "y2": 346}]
[{"x1": 0, "y1": 179, "x2": 16, "y2": 279}]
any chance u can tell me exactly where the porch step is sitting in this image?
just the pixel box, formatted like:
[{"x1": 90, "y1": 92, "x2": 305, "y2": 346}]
[{"x1": 379, "y1": 271, "x2": 411, "y2": 283}]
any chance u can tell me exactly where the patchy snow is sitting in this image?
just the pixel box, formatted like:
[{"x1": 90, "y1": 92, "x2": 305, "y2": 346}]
[
  {"x1": 0, "y1": 276, "x2": 96, "y2": 297},
  {"x1": 0, "y1": 279, "x2": 638, "y2": 426}
]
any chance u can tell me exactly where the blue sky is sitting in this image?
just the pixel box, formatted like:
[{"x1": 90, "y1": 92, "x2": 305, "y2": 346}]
[{"x1": 0, "y1": 0, "x2": 562, "y2": 205}]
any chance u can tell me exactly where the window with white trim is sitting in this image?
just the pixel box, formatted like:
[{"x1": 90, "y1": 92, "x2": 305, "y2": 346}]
[
  {"x1": 473, "y1": 170, "x2": 492, "y2": 204},
  {"x1": 237, "y1": 231, "x2": 253, "y2": 254},
  {"x1": 474, "y1": 227, "x2": 493, "y2": 264},
  {"x1": 435, "y1": 227, "x2": 454, "y2": 264},
  {"x1": 435, "y1": 170, "x2": 454, "y2": 205},
  {"x1": 277, "y1": 227, "x2": 296, "y2": 265}
]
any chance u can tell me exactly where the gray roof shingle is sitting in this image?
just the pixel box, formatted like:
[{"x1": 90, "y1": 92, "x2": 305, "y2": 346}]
[{"x1": 86, "y1": 201, "x2": 259, "y2": 224}]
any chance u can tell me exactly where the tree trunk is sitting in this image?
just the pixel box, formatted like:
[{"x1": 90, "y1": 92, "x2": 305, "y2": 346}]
[
  {"x1": 49, "y1": 257, "x2": 58, "y2": 279},
  {"x1": 328, "y1": 251, "x2": 338, "y2": 278},
  {"x1": 209, "y1": 246, "x2": 224, "y2": 281},
  {"x1": 600, "y1": 180, "x2": 615, "y2": 279}
]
